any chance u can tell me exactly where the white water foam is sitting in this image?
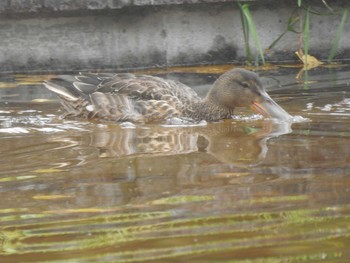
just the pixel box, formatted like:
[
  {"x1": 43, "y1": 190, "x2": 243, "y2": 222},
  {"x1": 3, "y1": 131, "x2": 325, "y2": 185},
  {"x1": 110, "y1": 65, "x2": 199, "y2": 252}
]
[{"x1": 162, "y1": 117, "x2": 207, "y2": 127}]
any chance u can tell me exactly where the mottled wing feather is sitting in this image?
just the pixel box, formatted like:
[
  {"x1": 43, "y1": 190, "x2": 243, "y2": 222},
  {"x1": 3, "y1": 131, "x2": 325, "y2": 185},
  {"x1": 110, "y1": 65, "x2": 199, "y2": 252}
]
[
  {"x1": 93, "y1": 74, "x2": 200, "y2": 119},
  {"x1": 45, "y1": 72, "x2": 200, "y2": 122},
  {"x1": 134, "y1": 99, "x2": 181, "y2": 122},
  {"x1": 113, "y1": 76, "x2": 198, "y2": 101},
  {"x1": 89, "y1": 92, "x2": 144, "y2": 123}
]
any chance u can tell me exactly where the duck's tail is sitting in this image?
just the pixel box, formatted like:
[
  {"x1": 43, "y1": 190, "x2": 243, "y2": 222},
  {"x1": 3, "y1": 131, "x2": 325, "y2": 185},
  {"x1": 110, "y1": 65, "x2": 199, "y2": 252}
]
[
  {"x1": 44, "y1": 74, "x2": 144, "y2": 122},
  {"x1": 44, "y1": 75, "x2": 91, "y2": 101},
  {"x1": 44, "y1": 75, "x2": 97, "y2": 118}
]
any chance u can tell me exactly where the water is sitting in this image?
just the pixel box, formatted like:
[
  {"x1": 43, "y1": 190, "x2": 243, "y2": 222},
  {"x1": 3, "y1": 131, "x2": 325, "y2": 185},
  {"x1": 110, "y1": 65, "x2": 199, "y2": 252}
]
[{"x1": 0, "y1": 66, "x2": 350, "y2": 262}]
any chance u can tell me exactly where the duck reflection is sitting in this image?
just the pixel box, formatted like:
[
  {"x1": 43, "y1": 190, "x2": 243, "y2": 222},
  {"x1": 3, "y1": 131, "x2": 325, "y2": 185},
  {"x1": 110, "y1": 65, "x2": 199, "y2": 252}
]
[{"x1": 88, "y1": 120, "x2": 292, "y2": 166}]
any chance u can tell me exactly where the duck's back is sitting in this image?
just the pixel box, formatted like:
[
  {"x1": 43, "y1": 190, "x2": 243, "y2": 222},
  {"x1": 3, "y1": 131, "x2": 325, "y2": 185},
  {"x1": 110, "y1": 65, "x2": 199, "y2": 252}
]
[{"x1": 44, "y1": 73, "x2": 201, "y2": 123}]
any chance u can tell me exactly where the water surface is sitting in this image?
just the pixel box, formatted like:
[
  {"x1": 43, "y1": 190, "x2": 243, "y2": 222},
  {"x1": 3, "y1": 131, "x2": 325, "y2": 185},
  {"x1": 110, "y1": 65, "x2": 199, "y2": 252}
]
[{"x1": 0, "y1": 66, "x2": 350, "y2": 262}]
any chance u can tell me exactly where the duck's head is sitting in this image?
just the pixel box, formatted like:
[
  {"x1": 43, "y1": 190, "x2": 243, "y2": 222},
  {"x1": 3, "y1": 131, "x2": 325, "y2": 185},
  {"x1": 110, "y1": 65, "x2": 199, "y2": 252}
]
[{"x1": 207, "y1": 68, "x2": 291, "y2": 121}]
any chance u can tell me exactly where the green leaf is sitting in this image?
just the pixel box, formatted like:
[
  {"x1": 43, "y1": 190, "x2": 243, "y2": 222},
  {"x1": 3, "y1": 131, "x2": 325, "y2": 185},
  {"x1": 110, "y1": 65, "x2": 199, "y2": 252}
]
[
  {"x1": 303, "y1": 6, "x2": 311, "y2": 64},
  {"x1": 287, "y1": 16, "x2": 301, "y2": 33},
  {"x1": 328, "y1": 9, "x2": 348, "y2": 63},
  {"x1": 239, "y1": 3, "x2": 252, "y2": 64},
  {"x1": 239, "y1": 3, "x2": 265, "y2": 65}
]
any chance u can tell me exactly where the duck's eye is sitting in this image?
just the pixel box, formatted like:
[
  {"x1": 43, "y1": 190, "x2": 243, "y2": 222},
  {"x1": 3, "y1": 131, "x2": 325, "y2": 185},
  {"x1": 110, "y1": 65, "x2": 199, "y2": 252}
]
[{"x1": 240, "y1": 82, "x2": 250, "y2": 88}]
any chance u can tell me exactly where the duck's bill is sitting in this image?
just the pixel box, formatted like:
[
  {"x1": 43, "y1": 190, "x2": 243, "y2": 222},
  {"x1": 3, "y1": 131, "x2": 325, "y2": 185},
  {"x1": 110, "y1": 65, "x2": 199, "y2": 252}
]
[{"x1": 251, "y1": 93, "x2": 292, "y2": 121}]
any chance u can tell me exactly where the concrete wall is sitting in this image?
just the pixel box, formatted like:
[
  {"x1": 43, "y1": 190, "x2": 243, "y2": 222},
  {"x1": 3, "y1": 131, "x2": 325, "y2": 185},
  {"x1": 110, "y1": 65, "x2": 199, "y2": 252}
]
[{"x1": 0, "y1": 0, "x2": 349, "y2": 72}]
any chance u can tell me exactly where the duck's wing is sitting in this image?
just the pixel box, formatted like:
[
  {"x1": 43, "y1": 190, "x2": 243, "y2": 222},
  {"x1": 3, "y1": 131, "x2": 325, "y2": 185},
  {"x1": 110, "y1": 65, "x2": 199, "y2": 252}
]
[
  {"x1": 95, "y1": 74, "x2": 202, "y2": 122},
  {"x1": 44, "y1": 73, "x2": 136, "y2": 121},
  {"x1": 95, "y1": 74, "x2": 201, "y2": 102},
  {"x1": 46, "y1": 73, "x2": 200, "y2": 101},
  {"x1": 44, "y1": 73, "x2": 201, "y2": 122},
  {"x1": 43, "y1": 73, "x2": 114, "y2": 102}
]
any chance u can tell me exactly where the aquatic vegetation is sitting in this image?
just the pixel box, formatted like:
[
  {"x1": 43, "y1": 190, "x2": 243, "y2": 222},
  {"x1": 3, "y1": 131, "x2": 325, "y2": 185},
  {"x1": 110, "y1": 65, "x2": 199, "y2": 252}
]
[
  {"x1": 238, "y1": 3, "x2": 265, "y2": 65},
  {"x1": 302, "y1": 5, "x2": 310, "y2": 64},
  {"x1": 266, "y1": 14, "x2": 300, "y2": 54},
  {"x1": 239, "y1": 1, "x2": 349, "y2": 65},
  {"x1": 328, "y1": 8, "x2": 348, "y2": 63}
]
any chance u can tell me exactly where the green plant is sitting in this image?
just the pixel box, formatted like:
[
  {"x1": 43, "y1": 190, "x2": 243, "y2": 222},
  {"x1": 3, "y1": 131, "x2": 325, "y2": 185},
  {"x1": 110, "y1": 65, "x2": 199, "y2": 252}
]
[
  {"x1": 238, "y1": 3, "x2": 265, "y2": 65},
  {"x1": 303, "y1": 6, "x2": 310, "y2": 64},
  {"x1": 328, "y1": 8, "x2": 348, "y2": 63},
  {"x1": 242, "y1": 0, "x2": 349, "y2": 65},
  {"x1": 267, "y1": 15, "x2": 300, "y2": 52}
]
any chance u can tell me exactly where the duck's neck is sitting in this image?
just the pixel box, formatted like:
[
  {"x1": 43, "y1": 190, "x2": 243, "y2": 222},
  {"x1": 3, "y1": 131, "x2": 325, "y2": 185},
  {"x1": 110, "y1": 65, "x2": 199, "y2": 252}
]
[{"x1": 185, "y1": 97, "x2": 235, "y2": 121}]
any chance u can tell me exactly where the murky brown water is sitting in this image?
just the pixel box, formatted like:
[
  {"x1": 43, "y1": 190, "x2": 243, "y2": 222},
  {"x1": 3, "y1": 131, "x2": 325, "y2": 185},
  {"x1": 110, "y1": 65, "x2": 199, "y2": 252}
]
[{"x1": 1, "y1": 66, "x2": 350, "y2": 262}]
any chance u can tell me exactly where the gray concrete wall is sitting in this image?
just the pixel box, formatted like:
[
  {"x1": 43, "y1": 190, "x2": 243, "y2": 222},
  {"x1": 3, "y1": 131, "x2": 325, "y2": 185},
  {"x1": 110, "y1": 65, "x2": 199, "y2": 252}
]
[{"x1": 0, "y1": 0, "x2": 349, "y2": 72}]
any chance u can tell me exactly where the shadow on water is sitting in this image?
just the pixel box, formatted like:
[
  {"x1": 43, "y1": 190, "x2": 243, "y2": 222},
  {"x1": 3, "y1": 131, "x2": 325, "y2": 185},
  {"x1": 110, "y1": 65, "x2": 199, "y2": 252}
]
[{"x1": 0, "y1": 66, "x2": 350, "y2": 262}]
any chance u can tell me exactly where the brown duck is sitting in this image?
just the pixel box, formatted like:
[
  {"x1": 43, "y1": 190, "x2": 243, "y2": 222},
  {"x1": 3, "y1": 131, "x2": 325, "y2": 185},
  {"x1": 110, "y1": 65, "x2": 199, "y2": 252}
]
[{"x1": 44, "y1": 68, "x2": 291, "y2": 123}]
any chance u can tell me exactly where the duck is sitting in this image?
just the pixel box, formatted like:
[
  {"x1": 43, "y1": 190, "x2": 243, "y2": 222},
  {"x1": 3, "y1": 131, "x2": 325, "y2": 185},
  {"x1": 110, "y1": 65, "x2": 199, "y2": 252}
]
[{"x1": 43, "y1": 68, "x2": 291, "y2": 123}]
